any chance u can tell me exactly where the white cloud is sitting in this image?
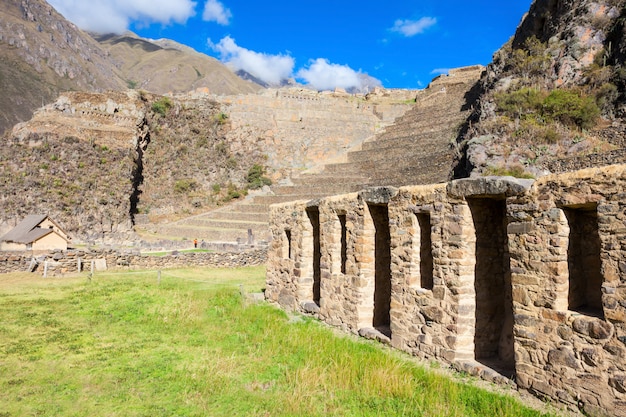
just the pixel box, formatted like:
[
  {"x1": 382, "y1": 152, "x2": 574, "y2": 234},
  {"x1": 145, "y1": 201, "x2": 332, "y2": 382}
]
[
  {"x1": 202, "y1": 0, "x2": 232, "y2": 25},
  {"x1": 208, "y1": 38, "x2": 381, "y2": 92},
  {"x1": 48, "y1": 0, "x2": 197, "y2": 33},
  {"x1": 390, "y1": 17, "x2": 437, "y2": 37},
  {"x1": 296, "y1": 58, "x2": 381, "y2": 93},
  {"x1": 208, "y1": 36, "x2": 294, "y2": 85},
  {"x1": 430, "y1": 68, "x2": 450, "y2": 75}
]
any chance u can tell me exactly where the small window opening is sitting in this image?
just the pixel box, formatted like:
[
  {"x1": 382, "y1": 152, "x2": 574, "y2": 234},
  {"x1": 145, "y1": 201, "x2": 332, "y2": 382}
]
[
  {"x1": 284, "y1": 229, "x2": 292, "y2": 260},
  {"x1": 416, "y1": 213, "x2": 434, "y2": 290},
  {"x1": 563, "y1": 205, "x2": 603, "y2": 318},
  {"x1": 338, "y1": 214, "x2": 347, "y2": 274}
]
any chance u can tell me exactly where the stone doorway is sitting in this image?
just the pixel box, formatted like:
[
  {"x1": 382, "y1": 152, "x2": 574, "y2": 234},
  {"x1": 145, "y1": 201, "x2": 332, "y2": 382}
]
[
  {"x1": 306, "y1": 207, "x2": 321, "y2": 306},
  {"x1": 467, "y1": 198, "x2": 515, "y2": 374},
  {"x1": 368, "y1": 203, "x2": 392, "y2": 336}
]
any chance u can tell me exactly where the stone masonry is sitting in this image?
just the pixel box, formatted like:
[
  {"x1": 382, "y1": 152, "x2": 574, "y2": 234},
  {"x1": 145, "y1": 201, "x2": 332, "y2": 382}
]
[
  {"x1": 0, "y1": 248, "x2": 266, "y2": 275},
  {"x1": 266, "y1": 164, "x2": 626, "y2": 416}
]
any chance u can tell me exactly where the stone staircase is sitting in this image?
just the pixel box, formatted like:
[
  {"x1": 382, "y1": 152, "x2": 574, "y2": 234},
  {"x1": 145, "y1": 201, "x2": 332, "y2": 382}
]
[
  {"x1": 323, "y1": 68, "x2": 482, "y2": 186},
  {"x1": 157, "y1": 66, "x2": 484, "y2": 244}
]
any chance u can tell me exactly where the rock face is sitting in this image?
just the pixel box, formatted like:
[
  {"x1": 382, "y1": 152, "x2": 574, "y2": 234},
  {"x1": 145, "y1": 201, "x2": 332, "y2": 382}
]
[
  {"x1": 267, "y1": 163, "x2": 626, "y2": 416},
  {"x1": 511, "y1": 0, "x2": 616, "y2": 85},
  {"x1": 457, "y1": 0, "x2": 626, "y2": 178}
]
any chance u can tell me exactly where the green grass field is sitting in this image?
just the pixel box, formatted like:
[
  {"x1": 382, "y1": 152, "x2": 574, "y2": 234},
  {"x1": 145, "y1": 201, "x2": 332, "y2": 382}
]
[{"x1": 0, "y1": 267, "x2": 558, "y2": 417}]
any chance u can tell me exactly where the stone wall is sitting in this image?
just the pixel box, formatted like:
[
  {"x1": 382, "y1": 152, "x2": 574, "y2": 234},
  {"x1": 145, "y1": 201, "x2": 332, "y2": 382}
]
[
  {"x1": 217, "y1": 88, "x2": 414, "y2": 180},
  {"x1": 266, "y1": 164, "x2": 626, "y2": 416},
  {"x1": 0, "y1": 248, "x2": 266, "y2": 275}
]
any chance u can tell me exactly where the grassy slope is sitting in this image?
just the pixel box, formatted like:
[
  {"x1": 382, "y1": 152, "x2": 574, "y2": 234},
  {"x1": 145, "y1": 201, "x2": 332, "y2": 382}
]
[{"x1": 0, "y1": 268, "x2": 557, "y2": 417}]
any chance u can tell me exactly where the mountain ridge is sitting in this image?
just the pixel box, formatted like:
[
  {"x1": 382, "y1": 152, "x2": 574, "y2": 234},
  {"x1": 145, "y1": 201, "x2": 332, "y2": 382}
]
[{"x1": 0, "y1": 0, "x2": 262, "y2": 134}]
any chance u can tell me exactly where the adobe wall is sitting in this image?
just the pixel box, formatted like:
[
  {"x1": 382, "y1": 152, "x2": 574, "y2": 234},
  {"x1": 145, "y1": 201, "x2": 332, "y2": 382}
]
[{"x1": 266, "y1": 164, "x2": 626, "y2": 416}]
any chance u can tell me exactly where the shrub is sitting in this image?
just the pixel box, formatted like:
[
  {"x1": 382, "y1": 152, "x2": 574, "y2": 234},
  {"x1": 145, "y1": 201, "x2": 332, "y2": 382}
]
[
  {"x1": 174, "y1": 178, "x2": 198, "y2": 194},
  {"x1": 595, "y1": 82, "x2": 618, "y2": 116},
  {"x1": 246, "y1": 164, "x2": 272, "y2": 189},
  {"x1": 215, "y1": 112, "x2": 229, "y2": 125},
  {"x1": 224, "y1": 183, "x2": 242, "y2": 201},
  {"x1": 509, "y1": 36, "x2": 551, "y2": 78},
  {"x1": 484, "y1": 165, "x2": 534, "y2": 179},
  {"x1": 495, "y1": 88, "x2": 546, "y2": 120},
  {"x1": 151, "y1": 97, "x2": 173, "y2": 116},
  {"x1": 496, "y1": 87, "x2": 600, "y2": 130},
  {"x1": 542, "y1": 89, "x2": 600, "y2": 129}
]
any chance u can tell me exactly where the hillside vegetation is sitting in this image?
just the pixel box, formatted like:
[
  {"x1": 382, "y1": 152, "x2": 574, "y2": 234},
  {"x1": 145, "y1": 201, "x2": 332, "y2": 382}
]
[{"x1": 0, "y1": 91, "x2": 270, "y2": 244}]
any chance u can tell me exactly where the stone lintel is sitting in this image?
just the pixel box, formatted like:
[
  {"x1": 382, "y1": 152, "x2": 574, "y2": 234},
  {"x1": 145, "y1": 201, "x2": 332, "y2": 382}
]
[
  {"x1": 306, "y1": 199, "x2": 321, "y2": 209},
  {"x1": 447, "y1": 176, "x2": 535, "y2": 198},
  {"x1": 358, "y1": 186, "x2": 399, "y2": 204},
  {"x1": 408, "y1": 204, "x2": 434, "y2": 214}
]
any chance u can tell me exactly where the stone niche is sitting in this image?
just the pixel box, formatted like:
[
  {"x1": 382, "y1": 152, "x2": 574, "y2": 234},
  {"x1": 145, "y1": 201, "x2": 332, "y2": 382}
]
[{"x1": 265, "y1": 164, "x2": 626, "y2": 417}]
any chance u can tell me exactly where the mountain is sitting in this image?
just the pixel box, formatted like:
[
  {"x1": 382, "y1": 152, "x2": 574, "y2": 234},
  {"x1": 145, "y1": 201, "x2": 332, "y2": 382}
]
[
  {"x1": 94, "y1": 32, "x2": 262, "y2": 96},
  {"x1": 0, "y1": 0, "x2": 126, "y2": 134},
  {"x1": 0, "y1": 0, "x2": 262, "y2": 135}
]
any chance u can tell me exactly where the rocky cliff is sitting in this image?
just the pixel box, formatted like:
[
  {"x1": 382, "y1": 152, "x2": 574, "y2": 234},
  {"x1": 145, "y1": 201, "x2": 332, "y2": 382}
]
[{"x1": 456, "y1": 0, "x2": 626, "y2": 178}]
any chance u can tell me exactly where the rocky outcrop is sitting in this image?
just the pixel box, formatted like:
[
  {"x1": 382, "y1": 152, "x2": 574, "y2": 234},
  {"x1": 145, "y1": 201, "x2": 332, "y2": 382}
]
[
  {"x1": 458, "y1": 0, "x2": 626, "y2": 178},
  {"x1": 511, "y1": 0, "x2": 618, "y2": 86}
]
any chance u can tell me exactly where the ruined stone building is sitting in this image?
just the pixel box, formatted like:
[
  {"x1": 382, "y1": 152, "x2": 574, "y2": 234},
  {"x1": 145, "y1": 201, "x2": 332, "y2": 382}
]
[{"x1": 266, "y1": 164, "x2": 626, "y2": 416}]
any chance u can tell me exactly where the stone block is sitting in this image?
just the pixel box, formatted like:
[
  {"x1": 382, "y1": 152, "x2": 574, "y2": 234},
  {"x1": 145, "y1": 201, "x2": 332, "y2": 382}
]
[
  {"x1": 507, "y1": 221, "x2": 536, "y2": 235},
  {"x1": 548, "y1": 347, "x2": 580, "y2": 369},
  {"x1": 572, "y1": 317, "x2": 613, "y2": 340}
]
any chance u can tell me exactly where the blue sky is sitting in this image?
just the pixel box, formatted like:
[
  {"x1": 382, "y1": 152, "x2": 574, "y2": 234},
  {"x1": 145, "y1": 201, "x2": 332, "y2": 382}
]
[{"x1": 48, "y1": 0, "x2": 533, "y2": 91}]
